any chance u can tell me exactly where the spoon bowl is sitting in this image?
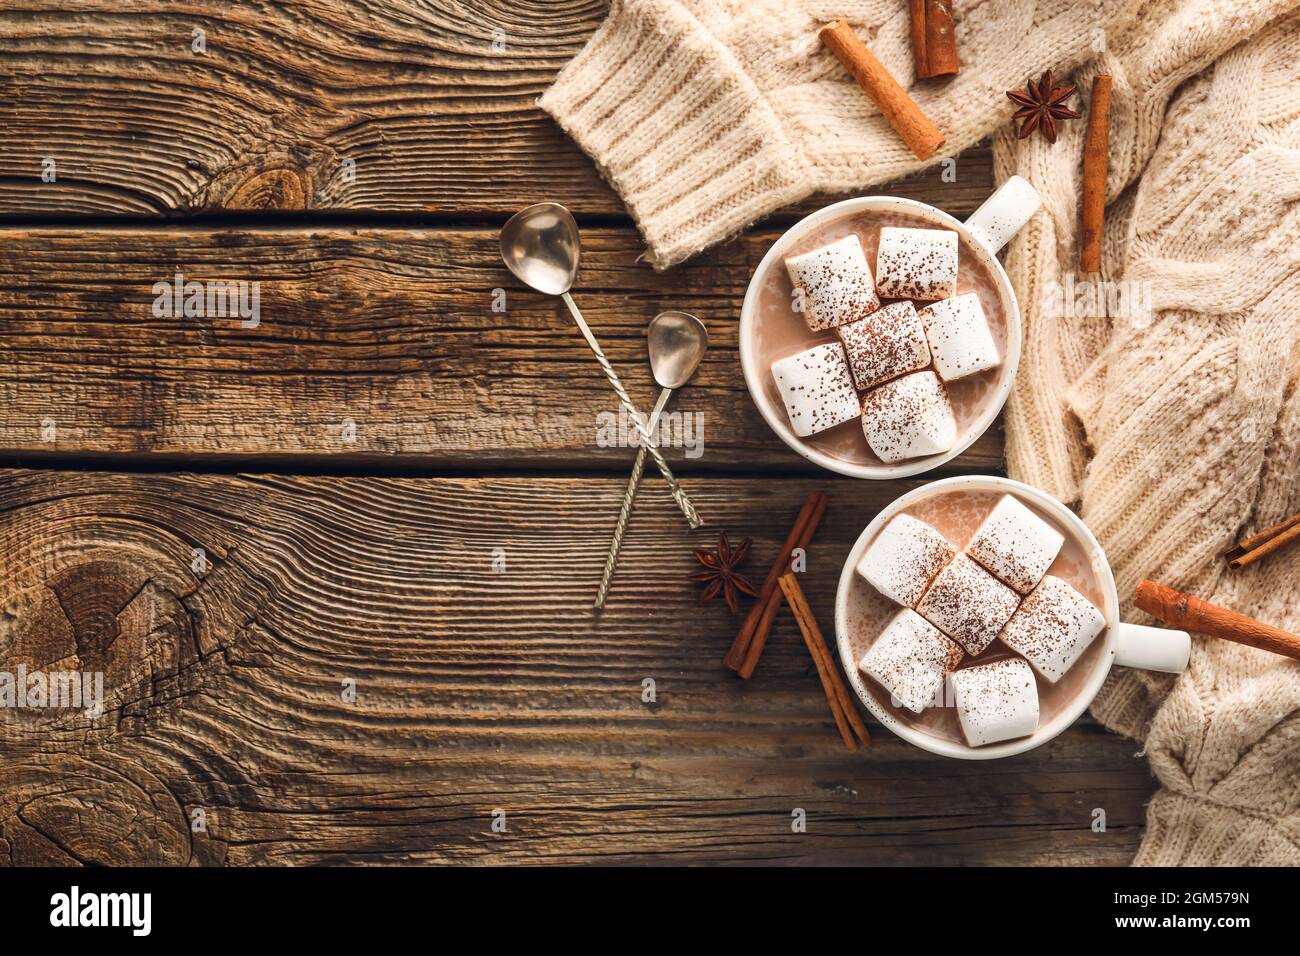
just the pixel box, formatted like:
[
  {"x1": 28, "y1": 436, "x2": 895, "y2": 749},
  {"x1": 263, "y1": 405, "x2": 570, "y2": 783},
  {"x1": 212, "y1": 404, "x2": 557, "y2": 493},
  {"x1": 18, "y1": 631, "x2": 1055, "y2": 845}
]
[
  {"x1": 647, "y1": 311, "x2": 709, "y2": 389},
  {"x1": 499, "y1": 202, "x2": 581, "y2": 296}
]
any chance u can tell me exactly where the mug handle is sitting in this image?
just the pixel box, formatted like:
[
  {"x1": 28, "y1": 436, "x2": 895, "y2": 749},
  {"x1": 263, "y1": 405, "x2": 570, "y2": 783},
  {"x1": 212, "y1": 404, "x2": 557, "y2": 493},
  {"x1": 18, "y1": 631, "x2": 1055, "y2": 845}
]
[
  {"x1": 964, "y1": 175, "x2": 1043, "y2": 255},
  {"x1": 1113, "y1": 622, "x2": 1192, "y2": 673}
]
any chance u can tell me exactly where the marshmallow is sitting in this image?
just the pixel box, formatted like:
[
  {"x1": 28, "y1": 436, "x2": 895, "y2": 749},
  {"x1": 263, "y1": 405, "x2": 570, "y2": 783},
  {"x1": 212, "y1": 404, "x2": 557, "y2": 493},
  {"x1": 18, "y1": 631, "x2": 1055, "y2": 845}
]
[
  {"x1": 784, "y1": 234, "x2": 881, "y2": 332},
  {"x1": 875, "y1": 227, "x2": 958, "y2": 300},
  {"x1": 859, "y1": 609, "x2": 965, "y2": 713},
  {"x1": 771, "y1": 342, "x2": 862, "y2": 437},
  {"x1": 918, "y1": 293, "x2": 1001, "y2": 381},
  {"x1": 966, "y1": 494, "x2": 1064, "y2": 593},
  {"x1": 857, "y1": 513, "x2": 956, "y2": 607},
  {"x1": 949, "y1": 657, "x2": 1040, "y2": 747},
  {"x1": 860, "y1": 371, "x2": 956, "y2": 463},
  {"x1": 837, "y1": 301, "x2": 931, "y2": 390},
  {"x1": 1000, "y1": 576, "x2": 1106, "y2": 682},
  {"x1": 916, "y1": 553, "x2": 1020, "y2": 655}
]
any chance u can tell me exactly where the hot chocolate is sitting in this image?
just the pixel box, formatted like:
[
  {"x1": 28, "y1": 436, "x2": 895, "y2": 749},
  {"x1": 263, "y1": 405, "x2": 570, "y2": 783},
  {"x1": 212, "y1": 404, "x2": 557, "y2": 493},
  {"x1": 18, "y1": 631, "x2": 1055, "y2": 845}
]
[
  {"x1": 843, "y1": 488, "x2": 1109, "y2": 746},
  {"x1": 754, "y1": 210, "x2": 1008, "y2": 467}
]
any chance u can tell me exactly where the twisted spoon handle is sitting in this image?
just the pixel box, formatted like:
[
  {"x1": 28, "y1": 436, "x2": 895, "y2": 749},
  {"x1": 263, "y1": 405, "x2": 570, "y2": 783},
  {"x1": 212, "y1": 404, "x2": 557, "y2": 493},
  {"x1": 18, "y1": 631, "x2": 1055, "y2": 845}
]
[
  {"x1": 594, "y1": 387, "x2": 673, "y2": 608},
  {"x1": 561, "y1": 292, "x2": 701, "y2": 529}
]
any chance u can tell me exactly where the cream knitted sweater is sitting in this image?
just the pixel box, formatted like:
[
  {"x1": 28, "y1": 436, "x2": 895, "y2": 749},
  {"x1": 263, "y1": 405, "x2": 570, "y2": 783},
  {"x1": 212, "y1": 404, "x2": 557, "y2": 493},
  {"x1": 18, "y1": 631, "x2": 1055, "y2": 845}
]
[{"x1": 543, "y1": 0, "x2": 1300, "y2": 865}]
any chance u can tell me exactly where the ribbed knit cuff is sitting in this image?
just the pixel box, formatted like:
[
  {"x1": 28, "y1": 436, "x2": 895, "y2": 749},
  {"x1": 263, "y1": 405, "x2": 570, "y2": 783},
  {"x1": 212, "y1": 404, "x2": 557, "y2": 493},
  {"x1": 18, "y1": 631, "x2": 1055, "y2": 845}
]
[
  {"x1": 539, "y1": 0, "x2": 813, "y2": 270},
  {"x1": 1135, "y1": 792, "x2": 1299, "y2": 866}
]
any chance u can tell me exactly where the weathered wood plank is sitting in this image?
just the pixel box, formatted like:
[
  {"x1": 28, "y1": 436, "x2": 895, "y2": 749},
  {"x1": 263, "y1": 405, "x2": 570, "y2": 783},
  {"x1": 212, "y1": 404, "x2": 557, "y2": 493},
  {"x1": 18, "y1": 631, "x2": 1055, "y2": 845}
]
[
  {"x1": 0, "y1": 470, "x2": 1154, "y2": 865},
  {"x1": 0, "y1": 1, "x2": 993, "y2": 217},
  {"x1": 0, "y1": 225, "x2": 1004, "y2": 471}
]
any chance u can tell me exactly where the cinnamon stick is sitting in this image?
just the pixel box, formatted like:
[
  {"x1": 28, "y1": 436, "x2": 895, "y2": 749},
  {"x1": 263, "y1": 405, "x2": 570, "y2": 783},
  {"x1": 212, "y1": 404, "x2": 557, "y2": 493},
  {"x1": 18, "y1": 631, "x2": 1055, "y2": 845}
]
[
  {"x1": 819, "y1": 20, "x2": 945, "y2": 161},
  {"x1": 723, "y1": 491, "x2": 826, "y2": 673},
  {"x1": 909, "y1": 1, "x2": 959, "y2": 79},
  {"x1": 1134, "y1": 580, "x2": 1300, "y2": 662},
  {"x1": 779, "y1": 573, "x2": 871, "y2": 750},
  {"x1": 1224, "y1": 512, "x2": 1300, "y2": 570},
  {"x1": 733, "y1": 494, "x2": 828, "y2": 679},
  {"x1": 1080, "y1": 74, "x2": 1112, "y2": 273}
]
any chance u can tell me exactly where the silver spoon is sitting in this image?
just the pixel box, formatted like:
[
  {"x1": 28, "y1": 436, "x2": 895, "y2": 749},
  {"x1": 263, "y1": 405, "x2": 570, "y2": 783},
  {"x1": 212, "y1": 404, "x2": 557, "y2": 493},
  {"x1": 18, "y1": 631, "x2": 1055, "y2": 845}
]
[
  {"x1": 500, "y1": 203, "x2": 701, "y2": 530},
  {"x1": 594, "y1": 311, "x2": 709, "y2": 608}
]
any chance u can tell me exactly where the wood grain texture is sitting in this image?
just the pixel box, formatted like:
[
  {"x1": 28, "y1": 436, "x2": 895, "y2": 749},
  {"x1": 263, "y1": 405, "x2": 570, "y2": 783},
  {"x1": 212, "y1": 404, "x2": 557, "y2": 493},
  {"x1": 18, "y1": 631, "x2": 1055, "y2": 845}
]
[
  {"x1": 0, "y1": 0, "x2": 994, "y2": 217},
  {"x1": 0, "y1": 225, "x2": 1004, "y2": 471},
  {"x1": 0, "y1": 470, "x2": 1155, "y2": 865},
  {"x1": 0, "y1": 0, "x2": 1128, "y2": 870}
]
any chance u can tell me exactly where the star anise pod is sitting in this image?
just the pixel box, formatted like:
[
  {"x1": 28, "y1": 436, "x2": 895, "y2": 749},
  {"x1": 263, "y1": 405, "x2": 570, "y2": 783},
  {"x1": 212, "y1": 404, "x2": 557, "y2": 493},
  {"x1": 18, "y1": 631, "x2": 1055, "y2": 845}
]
[
  {"x1": 689, "y1": 531, "x2": 758, "y2": 613},
  {"x1": 1006, "y1": 70, "x2": 1080, "y2": 144}
]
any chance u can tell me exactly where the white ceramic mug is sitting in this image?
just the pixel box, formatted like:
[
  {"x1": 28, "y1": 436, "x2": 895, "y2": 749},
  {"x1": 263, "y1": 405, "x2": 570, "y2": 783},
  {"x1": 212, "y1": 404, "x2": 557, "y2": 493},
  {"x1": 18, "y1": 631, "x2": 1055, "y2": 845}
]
[
  {"x1": 739, "y1": 177, "x2": 1042, "y2": 479},
  {"x1": 834, "y1": 475, "x2": 1192, "y2": 759}
]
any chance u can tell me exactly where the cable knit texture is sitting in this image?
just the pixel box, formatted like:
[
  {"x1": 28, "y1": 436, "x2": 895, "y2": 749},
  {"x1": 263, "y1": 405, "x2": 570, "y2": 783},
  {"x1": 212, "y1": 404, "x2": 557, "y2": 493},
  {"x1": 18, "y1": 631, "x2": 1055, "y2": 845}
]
[{"x1": 545, "y1": 0, "x2": 1300, "y2": 865}]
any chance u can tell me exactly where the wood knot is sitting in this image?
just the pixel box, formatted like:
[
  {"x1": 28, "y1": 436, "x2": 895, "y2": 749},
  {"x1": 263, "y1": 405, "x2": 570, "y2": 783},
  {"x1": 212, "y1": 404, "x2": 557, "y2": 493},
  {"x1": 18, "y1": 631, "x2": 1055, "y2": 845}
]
[
  {"x1": 0, "y1": 757, "x2": 198, "y2": 865},
  {"x1": 223, "y1": 166, "x2": 309, "y2": 210},
  {"x1": 0, "y1": 558, "x2": 197, "y2": 723},
  {"x1": 198, "y1": 146, "x2": 330, "y2": 210},
  {"x1": 48, "y1": 560, "x2": 144, "y2": 671}
]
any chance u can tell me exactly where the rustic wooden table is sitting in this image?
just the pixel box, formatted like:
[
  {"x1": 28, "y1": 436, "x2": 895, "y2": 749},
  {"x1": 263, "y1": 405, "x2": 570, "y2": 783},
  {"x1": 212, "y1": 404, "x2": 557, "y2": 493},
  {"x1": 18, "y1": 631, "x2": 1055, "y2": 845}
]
[{"x1": 0, "y1": 1, "x2": 1155, "y2": 865}]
